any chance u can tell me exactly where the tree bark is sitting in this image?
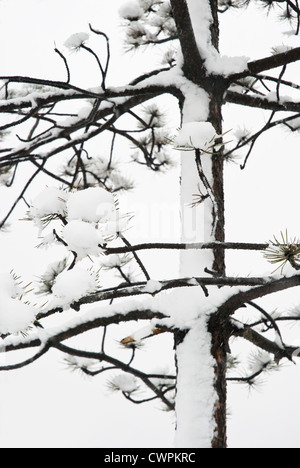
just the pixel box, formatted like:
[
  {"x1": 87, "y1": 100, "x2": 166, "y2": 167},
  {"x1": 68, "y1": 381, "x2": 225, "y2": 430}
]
[
  {"x1": 203, "y1": 1, "x2": 228, "y2": 447},
  {"x1": 171, "y1": 0, "x2": 228, "y2": 448},
  {"x1": 208, "y1": 313, "x2": 228, "y2": 448},
  {"x1": 205, "y1": 76, "x2": 227, "y2": 449}
]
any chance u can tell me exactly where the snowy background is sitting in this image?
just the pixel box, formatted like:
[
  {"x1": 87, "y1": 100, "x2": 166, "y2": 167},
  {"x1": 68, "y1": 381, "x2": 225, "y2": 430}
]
[{"x1": 0, "y1": 0, "x2": 300, "y2": 448}]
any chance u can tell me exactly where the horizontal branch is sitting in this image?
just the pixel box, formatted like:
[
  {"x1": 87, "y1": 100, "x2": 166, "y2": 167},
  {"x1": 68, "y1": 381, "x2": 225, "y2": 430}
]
[
  {"x1": 72, "y1": 276, "x2": 275, "y2": 311},
  {"x1": 1, "y1": 273, "x2": 300, "y2": 378},
  {"x1": 231, "y1": 323, "x2": 297, "y2": 362},
  {"x1": 226, "y1": 90, "x2": 300, "y2": 113},
  {"x1": 0, "y1": 93, "x2": 168, "y2": 169},
  {"x1": 0, "y1": 75, "x2": 181, "y2": 113},
  {"x1": 104, "y1": 241, "x2": 269, "y2": 255},
  {"x1": 229, "y1": 46, "x2": 300, "y2": 81},
  {"x1": 217, "y1": 274, "x2": 300, "y2": 319},
  {"x1": 2, "y1": 274, "x2": 293, "y2": 354},
  {"x1": 248, "y1": 47, "x2": 300, "y2": 74},
  {"x1": 1, "y1": 309, "x2": 165, "y2": 354}
]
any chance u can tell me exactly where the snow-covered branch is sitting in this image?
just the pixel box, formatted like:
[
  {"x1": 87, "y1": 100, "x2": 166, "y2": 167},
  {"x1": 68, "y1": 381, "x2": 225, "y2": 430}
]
[
  {"x1": 71, "y1": 275, "x2": 280, "y2": 311},
  {"x1": 216, "y1": 274, "x2": 300, "y2": 319},
  {"x1": 229, "y1": 46, "x2": 300, "y2": 81},
  {"x1": 1, "y1": 307, "x2": 166, "y2": 353},
  {"x1": 3, "y1": 273, "x2": 300, "y2": 355}
]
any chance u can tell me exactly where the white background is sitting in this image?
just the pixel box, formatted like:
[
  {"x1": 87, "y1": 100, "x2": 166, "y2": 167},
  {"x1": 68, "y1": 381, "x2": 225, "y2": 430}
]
[{"x1": 0, "y1": 0, "x2": 300, "y2": 448}]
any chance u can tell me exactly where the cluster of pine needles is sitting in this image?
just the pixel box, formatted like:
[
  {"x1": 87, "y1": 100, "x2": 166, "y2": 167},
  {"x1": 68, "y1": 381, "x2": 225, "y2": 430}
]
[{"x1": 264, "y1": 231, "x2": 300, "y2": 273}]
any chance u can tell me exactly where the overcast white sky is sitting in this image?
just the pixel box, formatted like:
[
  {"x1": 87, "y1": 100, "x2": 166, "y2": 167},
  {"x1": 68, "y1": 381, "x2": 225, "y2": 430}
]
[{"x1": 1, "y1": 0, "x2": 300, "y2": 448}]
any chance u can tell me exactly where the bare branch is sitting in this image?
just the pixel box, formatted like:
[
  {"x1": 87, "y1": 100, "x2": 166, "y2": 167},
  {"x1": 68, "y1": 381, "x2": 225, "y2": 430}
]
[
  {"x1": 226, "y1": 90, "x2": 300, "y2": 112},
  {"x1": 50, "y1": 342, "x2": 176, "y2": 410},
  {"x1": 104, "y1": 241, "x2": 269, "y2": 255},
  {"x1": 231, "y1": 323, "x2": 296, "y2": 362},
  {"x1": 0, "y1": 162, "x2": 45, "y2": 228},
  {"x1": 0, "y1": 344, "x2": 50, "y2": 371}
]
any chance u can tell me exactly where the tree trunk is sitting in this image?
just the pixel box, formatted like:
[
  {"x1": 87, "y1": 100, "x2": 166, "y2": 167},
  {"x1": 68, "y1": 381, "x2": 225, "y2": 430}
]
[
  {"x1": 173, "y1": 0, "x2": 228, "y2": 449},
  {"x1": 207, "y1": 78, "x2": 228, "y2": 450},
  {"x1": 175, "y1": 86, "x2": 227, "y2": 448}
]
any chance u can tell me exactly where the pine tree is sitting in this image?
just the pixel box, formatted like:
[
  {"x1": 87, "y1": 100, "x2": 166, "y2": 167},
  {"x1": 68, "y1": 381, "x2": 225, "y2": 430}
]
[{"x1": 1, "y1": 0, "x2": 300, "y2": 448}]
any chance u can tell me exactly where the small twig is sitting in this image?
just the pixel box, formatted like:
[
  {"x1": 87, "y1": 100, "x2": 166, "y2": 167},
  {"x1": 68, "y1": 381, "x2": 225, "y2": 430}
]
[
  {"x1": 107, "y1": 132, "x2": 116, "y2": 171},
  {"x1": 81, "y1": 44, "x2": 106, "y2": 90},
  {"x1": 227, "y1": 364, "x2": 270, "y2": 384},
  {"x1": 119, "y1": 234, "x2": 151, "y2": 281},
  {"x1": 101, "y1": 326, "x2": 107, "y2": 354},
  {"x1": 89, "y1": 24, "x2": 110, "y2": 88},
  {"x1": 0, "y1": 162, "x2": 45, "y2": 228},
  {"x1": 240, "y1": 110, "x2": 276, "y2": 170},
  {"x1": 247, "y1": 301, "x2": 285, "y2": 349},
  {"x1": 54, "y1": 47, "x2": 71, "y2": 83},
  {"x1": 276, "y1": 65, "x2": 287, "y2": 102}
]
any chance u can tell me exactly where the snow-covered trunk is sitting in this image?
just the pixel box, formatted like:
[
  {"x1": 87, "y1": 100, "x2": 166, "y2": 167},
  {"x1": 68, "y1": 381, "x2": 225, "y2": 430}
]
[
  {"x1": 172, "y1": 0, "x2": 227, "y2": 449},
  {"x1": 175, "y1": 93, "x2": 227, "y2": 449}
]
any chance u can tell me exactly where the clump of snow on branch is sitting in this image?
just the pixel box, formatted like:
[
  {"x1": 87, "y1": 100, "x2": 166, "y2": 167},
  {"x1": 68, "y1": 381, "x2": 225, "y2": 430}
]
[
  {"x1": 63, "y1": 220, "x2": 103, "y2": 259},
  {"x1": 0, "y1": 273, "x2": 36, "y2": 334},
  {"x1": 101, "y1": 254, "x2": 132, "y2": 275},
  {"x1": 143, "y1": 280, "x2": 162, "y2": 294},
  {"x1": 64, "y1": 32, "x2": 89, "y2": 51},
  {"x1": 149, "y1": 366, "x2": 175, "y2": 388},
  {"x1": 175, "y1": 121, "x2": 217, "y2": 152},
  {"x1": 29, "y1": 186, "x2": 69, "y2": 228},
  {"x1": 108, "y1": 374, "x2": 139, "y2": 394},
  {"x1": 65, "y1": 187, "x2": 125, "y2": 243},
  {"x1": 206, "y1": 54, "x2": 249, "y2": 76},
  {"x1": 27, "y1": 186, "x2": 126, "y2": 308},
  {"x1": 119, "y1": 1, "x2": 144, "y2": 20},
  {"x1": 64, "y1": 355, "x2": 99, "y2": 374},
  {"x1": 51, "y1": 266, "x2": 99, "y2": 305},
  {"x1": 119, "y1": 0, "x2": 176, "y2": 51},
  {"x1": 29, "y1": 187, "x2": 119, "y2": 257},
  {"x1": 67, "y1": 187, "x2": 115, "y2": 224}
]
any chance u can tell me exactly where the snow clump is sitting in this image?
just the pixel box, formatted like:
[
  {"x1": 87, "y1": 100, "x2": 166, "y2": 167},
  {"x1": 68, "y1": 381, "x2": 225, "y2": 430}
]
[
  {"x1": 64, "y1": 32, "x2": 89, "y2": 50},
  {"x1": 0, "y1": 273, "x2": 36, "y2": 334},
  {"x1": 63, "y1": 220, "x2": 103, "y2": 259},
  {"x1": 67, "y1": 187, "x2": 115, "y2": 224},
  {"x1": 29, "y1": 187, "x2": 68, "y2": 221},
  {"x1": 144, "y1": 280, "x2": 162, "y2": 294},
  {"x1": 109, "y1": 374, "x2": 139, "y2": 394},
  {"x1": 51, "y1": 266, "x2": 98, "y2": 304},
  {"x1": 175, "y1": 122, "x2": 217, "y2": 151},
  {"x1": 119, "y1": 2, "x2": 144, "y2": 20}
]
